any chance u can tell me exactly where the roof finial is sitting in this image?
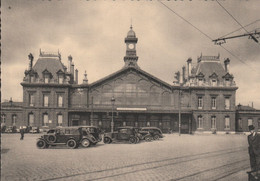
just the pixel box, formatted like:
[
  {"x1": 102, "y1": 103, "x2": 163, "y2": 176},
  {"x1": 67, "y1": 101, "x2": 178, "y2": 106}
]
[{"x1": 130, "y1": 18, "x2": 133, "y2": 29}]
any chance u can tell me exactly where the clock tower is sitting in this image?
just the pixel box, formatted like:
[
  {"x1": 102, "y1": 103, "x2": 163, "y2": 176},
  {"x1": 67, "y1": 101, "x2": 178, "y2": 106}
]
[{"x1": 124, "y1": 25, "x2": 139, "y2": 67}]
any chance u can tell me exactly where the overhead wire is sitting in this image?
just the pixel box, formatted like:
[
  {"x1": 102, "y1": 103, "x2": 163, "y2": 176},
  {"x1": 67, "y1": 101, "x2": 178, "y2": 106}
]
[
  {"x1": 216, "y1": 0, "x2": 260, "y2": 45},
  {"x1": 158, "y1": 1, "x2": 256, "y2": 71}
]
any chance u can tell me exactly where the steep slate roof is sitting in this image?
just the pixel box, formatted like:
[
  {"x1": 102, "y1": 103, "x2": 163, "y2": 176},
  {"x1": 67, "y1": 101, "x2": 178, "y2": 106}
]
[
  {"x1": 89, "y1": 66, "x2": 172, "y2": 89},
  {"x1": 236, "y1": 105, "x2": 258, "y2": 111},
  {"x1": 33, "y1": 56, "x2": 65, "y2": 80},
  {"x1": 192, "y1": 57, "x2": 227, "y2": 82}
]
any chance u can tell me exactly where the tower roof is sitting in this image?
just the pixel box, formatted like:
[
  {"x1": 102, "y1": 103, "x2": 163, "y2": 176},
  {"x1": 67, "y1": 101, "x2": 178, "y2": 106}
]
[{"x1": 127, "y1": 25, "x2": 136, "y2": 37}]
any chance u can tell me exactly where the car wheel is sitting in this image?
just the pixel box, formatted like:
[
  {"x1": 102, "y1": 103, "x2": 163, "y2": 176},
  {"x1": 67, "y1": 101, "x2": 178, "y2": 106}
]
[
  {"x1": 91, "y1": 142, "x2": 97, "y2": 145},
  {"x1": 103, "y1": 137, "x2": 112, "y2": 144},
  {"x1": 153, "y1": 135, "x2": 160, "y2": 140},
  {"x1": 36, "y1": 140, "x2": 46, "y2": 149},
  {"x1": 129, "y1": 137, "x2": 137, "y2": 144},
  {"x1": 47, "y1": 135, "x2": 56, "y2": 143},
  {"x1": 145, "y1": 136, "x2": 152, "y2": 142},
  {"x1": 81, "y1": 139, "x2": 91, "y2": 148},
  {"x1": 67, "y1": 139, "x2": 77, "y2": 149}
]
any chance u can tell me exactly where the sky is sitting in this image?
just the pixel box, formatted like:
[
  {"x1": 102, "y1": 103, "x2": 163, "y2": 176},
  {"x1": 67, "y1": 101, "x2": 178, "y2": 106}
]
[{"x1": 2, "y1": 0, "x2": 260, "y2": 108}]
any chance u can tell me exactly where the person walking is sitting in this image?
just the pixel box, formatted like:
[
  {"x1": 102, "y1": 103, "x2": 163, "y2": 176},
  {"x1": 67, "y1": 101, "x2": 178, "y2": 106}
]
[
  {"x1": 248, "y1": 125, "x2": 260, "y2": 179},
  {"x1": 20, "y1": 127, "x2": 24, "y2": 140}
]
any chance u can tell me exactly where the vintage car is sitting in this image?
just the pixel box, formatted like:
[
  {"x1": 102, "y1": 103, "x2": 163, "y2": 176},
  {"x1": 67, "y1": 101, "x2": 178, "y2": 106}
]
[
  {"x1": 103, "y1": 126, "x2": 139, "y2": 144},
  {"x1": 29, "y1": 127, "x2": 40, "y2": 134},
  {"x1": 140, "y1": 127, "x2": 164, "y2": 140},
  {"x1": 4, "y1": 126, "x2": 17, "y2": 133},
  {"x1": 133, "y1": 127, "x2": 153, "y2": 142},
  {"x1": 79, "y1": 126, "x2": 102, "y2": 145},
  {"x1": 36, "y1": 126, "x2": 102, "y2": 149}
]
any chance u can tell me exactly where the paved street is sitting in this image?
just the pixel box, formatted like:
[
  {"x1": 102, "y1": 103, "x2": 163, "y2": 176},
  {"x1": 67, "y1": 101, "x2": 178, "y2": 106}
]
[{"x1": 1, "y1": 133, "x2": 250, "y2": 181}]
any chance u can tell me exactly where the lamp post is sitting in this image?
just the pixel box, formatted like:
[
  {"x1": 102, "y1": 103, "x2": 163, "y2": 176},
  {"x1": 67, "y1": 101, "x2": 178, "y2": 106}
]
[
  {"x1": 111, "y1": 97, "x2": 115, "y2": 133},
  {"x1": 179, "y1": 90, "x2": 182, "y2": 136}
]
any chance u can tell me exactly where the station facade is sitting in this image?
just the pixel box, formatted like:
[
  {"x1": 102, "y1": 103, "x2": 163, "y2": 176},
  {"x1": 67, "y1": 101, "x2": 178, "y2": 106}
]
[{"x1": 2, "y1": 26, "x2": 259, "y2": 133}]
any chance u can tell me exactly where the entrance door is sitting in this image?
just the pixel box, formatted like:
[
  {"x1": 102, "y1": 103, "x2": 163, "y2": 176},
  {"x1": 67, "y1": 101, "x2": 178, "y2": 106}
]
[{"x1": 72, "y1": 119, "x2": 79, "y2": 126}]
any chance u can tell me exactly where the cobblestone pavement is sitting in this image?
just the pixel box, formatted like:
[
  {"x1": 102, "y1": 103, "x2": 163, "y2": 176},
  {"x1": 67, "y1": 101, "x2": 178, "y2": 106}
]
[{"x1": 1, "y1": 133, "x2": 250, "y2": 181}]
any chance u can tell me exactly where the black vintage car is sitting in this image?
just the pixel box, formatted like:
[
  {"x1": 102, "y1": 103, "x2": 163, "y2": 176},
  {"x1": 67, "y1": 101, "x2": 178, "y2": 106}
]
[
  {"x1": 36, "y1": 126, "x2": 102, "y2": 149},
  {"x1": 133, "y1": 127, "x2": 153, "y2": 142},
  {"x1": 141, "y1": 127, "x2": 164, "y2": 140},
  {"x1": 103, "y1": 126, "x2": 139, "y2": 144}
]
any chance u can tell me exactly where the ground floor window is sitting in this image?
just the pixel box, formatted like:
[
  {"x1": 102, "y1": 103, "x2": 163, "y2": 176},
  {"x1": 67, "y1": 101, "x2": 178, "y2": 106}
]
[
  {"x1": 147, "y1": 121, "x2": 150, "y2": 127},
  {"x1": 225, "y1": 116, "x2": 230, "y2": 129},
  {"x1": 29, "y1": 113, "x2": 34, "y2": 126},
  {"x1": 248, "y1": 118, "x2": 253, "y2": 126},
  {"x1": 43, "y1": 114, "x2": 48, "y2": 126},
  {"x1": 198, "y1": 116, "x2": 203, "y2": 129},
  {"x1": 1, "y1": 114, "x2": 6, "y2": 124},
  {"x1": 238, "y1": 118, "x2": 242, "y2": 130},
  {"x1": 57, "y1": 114, "x2": 63, "y2": 126},
  {"x1": 12, "y1": 115, "x2": 17, "y2": 125},
  {"x1": 211, "y1": 116, "x2": 216, "y2": 129}
]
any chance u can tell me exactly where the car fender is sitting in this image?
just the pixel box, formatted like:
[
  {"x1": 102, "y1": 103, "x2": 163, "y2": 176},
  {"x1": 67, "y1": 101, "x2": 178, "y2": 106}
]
[
  {"x1": 103, "y1": 135, "x2": 113, "y2": 140},
  {"x1": 83, "y1": 135, "x2": 97, "y2": 143}
]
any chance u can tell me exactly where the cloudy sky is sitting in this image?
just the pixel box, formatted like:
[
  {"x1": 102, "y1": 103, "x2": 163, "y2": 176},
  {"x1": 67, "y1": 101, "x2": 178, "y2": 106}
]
[{"x1": 2, "y1": 0, "x2": 260, "y2": 108}]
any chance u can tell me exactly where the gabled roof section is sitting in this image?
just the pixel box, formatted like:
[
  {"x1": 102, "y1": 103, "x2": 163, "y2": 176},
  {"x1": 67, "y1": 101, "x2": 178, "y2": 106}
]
[
  {"x1": 222, "y1": 73, "x2": 234, "y2": 79},
  {"x1": 209, "y1": 72, "x2": 218, "y2": 79},
  {"x1": 56, "y1": 69, "x2": 65, "y2": 74},
  {"x1": 196, "y1": 72, "x2": 205, "y2": 78},
  {"x1": 89, "y1": 66, "x2": 172, "y2": 89}
]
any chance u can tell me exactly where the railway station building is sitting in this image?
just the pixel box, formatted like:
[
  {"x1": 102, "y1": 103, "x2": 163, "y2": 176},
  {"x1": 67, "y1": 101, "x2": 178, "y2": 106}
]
[{"x1": 1, "y1": 26, "x2": 259, "y2": 133}]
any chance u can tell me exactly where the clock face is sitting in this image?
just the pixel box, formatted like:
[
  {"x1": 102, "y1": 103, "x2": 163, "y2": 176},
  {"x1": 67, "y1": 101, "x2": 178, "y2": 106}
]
[{"x1": 128, "y1": 44, "x2": 134, "y2": 49}]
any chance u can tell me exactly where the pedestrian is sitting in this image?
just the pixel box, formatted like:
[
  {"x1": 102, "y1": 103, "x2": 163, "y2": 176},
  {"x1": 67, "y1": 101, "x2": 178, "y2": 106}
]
[
  {"x1": 248, "y1": 125, "x2": 260, "y2": 179},
  {"x1": 20, "y1": 127, "x2": 24, "y2": 140}
]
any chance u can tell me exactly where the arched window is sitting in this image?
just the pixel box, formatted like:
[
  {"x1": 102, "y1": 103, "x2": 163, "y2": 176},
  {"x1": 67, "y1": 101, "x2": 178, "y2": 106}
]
[
  {"x1": 225, "y1": 116, "x2": 230, "y2": 129},
  {"x1": 211, "y1": 116, "x2": 216, "y2": 129}
]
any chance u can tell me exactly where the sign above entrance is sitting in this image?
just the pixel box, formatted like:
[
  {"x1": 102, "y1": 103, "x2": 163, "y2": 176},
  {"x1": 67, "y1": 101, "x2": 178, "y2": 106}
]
[{"x1": 116, "y1": 108, "x2": 147, "y2": 111}]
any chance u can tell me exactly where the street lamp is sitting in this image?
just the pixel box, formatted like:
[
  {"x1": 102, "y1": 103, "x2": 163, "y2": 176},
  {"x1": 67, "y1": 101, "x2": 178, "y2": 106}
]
[
  {"x1": 111, "y1": 97, "x2": 115, "y2": 133},
  {"x1": 179, "y1": 90, "x2": 182, "y2": 136}
]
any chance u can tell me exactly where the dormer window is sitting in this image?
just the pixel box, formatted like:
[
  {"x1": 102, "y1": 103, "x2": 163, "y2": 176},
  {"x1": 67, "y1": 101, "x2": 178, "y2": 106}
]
[
  {"x1": 57, "y1": 70, "x2": 65, "y2": 84},
  {"x1": 211, "y1": 79, "x2": 217, "y2": 86},
  {"x1": 225, "y1": 78, "x2": 231, "y2": 86},
  {"x1": 58, "y1": 76, "x2": 63, "y2": 84},
  {"x1": 44, "y1": 76, "x2": 49, "y2": 83},
  {"x1": 198, "y1": 79, "x2": 203, "y2": 86},
  {"x1": 42, "y1": 69, "x2": 52, "y2": 84}
]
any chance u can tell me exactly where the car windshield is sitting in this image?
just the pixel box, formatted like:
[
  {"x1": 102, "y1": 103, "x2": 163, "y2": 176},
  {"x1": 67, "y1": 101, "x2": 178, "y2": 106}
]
[{"x1": 47, "y1": 129, "x2": 55, "y2": 134}]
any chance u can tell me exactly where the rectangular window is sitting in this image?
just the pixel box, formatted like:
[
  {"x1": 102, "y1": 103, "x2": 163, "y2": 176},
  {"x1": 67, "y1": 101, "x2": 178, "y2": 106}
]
[
  {"x1": 225, "y1": 79, "x2": 231, "y2": 86},
  {"x1": 225, "y1": 98, "x2": 230, "y2": 110},
  {"x1": 58, "y1": 115, "x2": 63, "y2": 126},
  {"x1": 29, "y1": 114, "x2": 34, "y2": 126},
  {"x1": 29, "y1": 94, "x2": 35, "y2": 106},
  {"x1": 198, "y1": 79, "x2": 203, "y2": 86},
  {"x1": 211, "y1": 97, "x2": 216, "y2": 109},
  {"x1": 43, "y1": 114, "x2": 48, "y2": 126},
  {"x1": 43, "y1": 95, "x2": 49, "y2": 107},
  {"x1": 212, "y1": 79, "x2": 217, "y2": 86},
  {"x1": 248, "y1": 118, "x2": 253, "y2": 126},
  {"x1": 225, "y1": 116, "x2": 230, "y2": 129},
  {"x1": 44, "y1": 77, "x2": 49, "y2": 83},
  {"x1": 12, "y1": 115, "x2": 17, "y2": 125},
  {"x1": 198, "y1": 116, "x2": 203, "y2": 128},
  {"x1": 1, "y1": 115, "x2": 6, "y2": 123},
  {"x1": 58, "y1": 95, "x2": 63, "y2": 107},
  {"x1": 211, "y1": 116, "x2": 216, "y2": 129},
  {"x1": 198, "y1": 97, "x2": 203, "y2": 109},
  {"x1": 58, "y1": 76, "x2": 63, "y2": 84},
  {"x1": 238, "y1": 118, "x2": 242, "y2": 130}
]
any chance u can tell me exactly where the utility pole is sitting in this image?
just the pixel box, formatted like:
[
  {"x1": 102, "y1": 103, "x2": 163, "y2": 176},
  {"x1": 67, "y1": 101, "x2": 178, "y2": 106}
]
[
  {"x1": 213, "y1": 31, "x2": 260, "y2": 45},
  {"x1": 179, "y1": 90, "x2": 182, "y2": 136},
  {"x1": 111, "y1": 97, "x2": 115, "y2": 133},
  {"x1": 91, "y1": 96, "x2": 93, "y2": 126}
]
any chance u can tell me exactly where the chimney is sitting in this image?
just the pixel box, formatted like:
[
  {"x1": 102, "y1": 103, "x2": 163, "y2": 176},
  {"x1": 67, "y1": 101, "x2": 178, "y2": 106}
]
[
  {"x1": 187, "y1": 58, "x2": 192, "y2": 78},
  {"x1": 224, "y1": 58, "x2": 230, "y2": 72},
  {"x1": 75, "y1": 69, "x2": 78, "y2": 84},
  {"x1": 28, "y1": 53, "x2": 34, "y2": 70},
  {"x1": 71, "y1": 63, "x2": 75, "y2": 79},
  {"x1": 83, "y1": 70, "x2": 88, "y2": 84},
  {"x1": 68, "y1": 55, "x2": 72, "y2": 73},
  {"x1": 237, "y1": 103, "x2": 241, "y2": 110},
  {"x1": 182, "y1": 66, "x2": 186, "y2": 83}
]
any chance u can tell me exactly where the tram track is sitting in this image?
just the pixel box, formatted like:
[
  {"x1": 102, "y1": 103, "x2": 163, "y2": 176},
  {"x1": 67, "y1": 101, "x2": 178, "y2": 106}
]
[{"x1": 42, "y1": 146, "x2": 248, "y2": 181}]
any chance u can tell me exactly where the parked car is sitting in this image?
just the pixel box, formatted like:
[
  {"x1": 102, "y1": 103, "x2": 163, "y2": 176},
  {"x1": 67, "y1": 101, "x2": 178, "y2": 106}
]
[
  {"x1": 79, "y1": 126, "x2": 102, "y2": 146},
  {"x1": 36, "y1": 126, "x2": 102, "y2": 149},
  {"x1": 5, "y1": 126, "x2": 17, "y2": 133},
  {"x1": 140, "y1": 127, "x2": 164, "y2": 140},
  {"x1": 103, "y1": 126, "x2": 139, "y2": 144},
  {"x1": 133, "y1": 127, "x2": 153, "y2": 142},
  {"x1": 29, "y1": 127, "x2": 40, "y2": 134}
]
